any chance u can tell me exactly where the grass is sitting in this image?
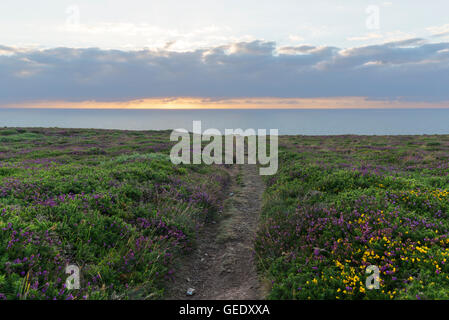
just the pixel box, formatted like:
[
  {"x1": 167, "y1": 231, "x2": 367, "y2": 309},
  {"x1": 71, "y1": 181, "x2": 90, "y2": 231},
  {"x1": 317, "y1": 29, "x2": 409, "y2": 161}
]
[
  {"x1": 3, "y1": 128, "x2": 449, "y2": 300},
  {"x1": 0, "y1": 128, "x2": 229, "y2": 300},
  {"x1": 256, "y1": 135, "x2": 449, "y2": 300}
]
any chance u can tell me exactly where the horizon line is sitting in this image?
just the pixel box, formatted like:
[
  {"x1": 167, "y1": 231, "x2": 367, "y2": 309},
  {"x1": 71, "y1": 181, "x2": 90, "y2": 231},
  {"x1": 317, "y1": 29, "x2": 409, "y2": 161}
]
[{"x1": 2, "y1": 97, "x2": 449, "y2": 110}]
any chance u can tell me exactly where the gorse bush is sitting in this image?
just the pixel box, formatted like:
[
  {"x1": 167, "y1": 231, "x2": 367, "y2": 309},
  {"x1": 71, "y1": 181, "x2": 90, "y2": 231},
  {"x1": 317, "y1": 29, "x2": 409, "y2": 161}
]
[{"x1": 256, "y1": 135, "x2": 449, "y2": 300}]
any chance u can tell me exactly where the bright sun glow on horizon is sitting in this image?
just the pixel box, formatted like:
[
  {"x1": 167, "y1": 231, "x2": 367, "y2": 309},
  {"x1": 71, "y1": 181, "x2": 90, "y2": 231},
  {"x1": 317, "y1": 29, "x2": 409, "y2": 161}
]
[{"x1": 4, "y1": 97, "x2": 449, "y2": 110}]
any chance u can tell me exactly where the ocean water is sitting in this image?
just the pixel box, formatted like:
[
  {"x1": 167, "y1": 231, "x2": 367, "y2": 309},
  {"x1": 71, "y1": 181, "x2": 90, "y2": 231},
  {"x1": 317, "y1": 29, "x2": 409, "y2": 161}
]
[{"x1": 0, "y1": 108, "x2": 448, "y2": 135}]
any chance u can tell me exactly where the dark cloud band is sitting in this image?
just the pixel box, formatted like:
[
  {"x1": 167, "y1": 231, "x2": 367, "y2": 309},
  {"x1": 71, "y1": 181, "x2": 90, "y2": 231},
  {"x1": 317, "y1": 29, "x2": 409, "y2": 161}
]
[{"x1": 1, "y1": 39, "x2": 449, "y2": 104}]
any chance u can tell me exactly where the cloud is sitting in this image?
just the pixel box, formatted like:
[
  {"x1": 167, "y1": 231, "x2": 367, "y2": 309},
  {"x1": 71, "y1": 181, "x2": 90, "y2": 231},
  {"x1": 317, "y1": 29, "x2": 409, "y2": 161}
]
[
  {"x1": 1, "y1": 39, "x2": 449, "y2": 105},
  {"x1": 54, "y1": 22, "x2": 250, "y2": 52},
  {"x1": 427, "y1": 24, "x2": 449, "y2": 38},
  {"x1": 288, "y1": 35, "x2": 305, "y2": 43},
  {"x1": 347, "y1": 33, "x2": 383, "y2": 42},
  {"x1": 347, "y1": 31, "x2": 419, "y2": 44}
]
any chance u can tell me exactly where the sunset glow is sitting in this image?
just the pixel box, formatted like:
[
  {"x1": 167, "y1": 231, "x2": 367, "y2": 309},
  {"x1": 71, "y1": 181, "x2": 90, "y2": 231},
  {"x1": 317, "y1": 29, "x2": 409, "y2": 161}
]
[{"x1": 5, "y1": 97, "x2": 449, "y2": 109}]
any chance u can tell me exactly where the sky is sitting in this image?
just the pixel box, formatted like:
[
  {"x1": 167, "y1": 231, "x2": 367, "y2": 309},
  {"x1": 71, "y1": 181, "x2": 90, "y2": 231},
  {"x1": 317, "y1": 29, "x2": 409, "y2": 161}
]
[{"x1": 1, "y1": 0, "x2": 449, "y2": 108}]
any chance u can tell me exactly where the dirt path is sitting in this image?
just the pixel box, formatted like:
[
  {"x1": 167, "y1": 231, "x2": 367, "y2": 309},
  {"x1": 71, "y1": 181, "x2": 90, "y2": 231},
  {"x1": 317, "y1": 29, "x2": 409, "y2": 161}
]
[{"x1": 166, "y1": 164, "x2": 265, "y2": 300}]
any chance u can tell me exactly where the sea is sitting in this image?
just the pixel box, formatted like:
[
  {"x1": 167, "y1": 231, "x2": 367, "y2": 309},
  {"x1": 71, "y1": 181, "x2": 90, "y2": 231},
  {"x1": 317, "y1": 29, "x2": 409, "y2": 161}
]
[{"x1": 0, "y1": 108, "x2": 448, "y2": 135}]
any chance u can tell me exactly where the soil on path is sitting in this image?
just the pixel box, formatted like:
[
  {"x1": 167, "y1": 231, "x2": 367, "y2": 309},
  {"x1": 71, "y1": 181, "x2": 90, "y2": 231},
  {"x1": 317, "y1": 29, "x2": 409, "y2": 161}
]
[{"x1": 166, "y1": 164, "x2": 265, "y2": 300}]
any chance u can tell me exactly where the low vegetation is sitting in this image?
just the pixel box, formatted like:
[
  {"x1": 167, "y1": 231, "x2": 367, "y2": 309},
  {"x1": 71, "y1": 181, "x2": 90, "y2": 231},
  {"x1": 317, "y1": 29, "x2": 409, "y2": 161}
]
[
  {"x1": 3, "y1": 128, "x2": 449, "y2": 300},
  {"x1": 256, "y1": 135, "x2": 449, "y2": 299},
  {"x1": 0, "y1": 128, "x2": 229, "y2": 300}
]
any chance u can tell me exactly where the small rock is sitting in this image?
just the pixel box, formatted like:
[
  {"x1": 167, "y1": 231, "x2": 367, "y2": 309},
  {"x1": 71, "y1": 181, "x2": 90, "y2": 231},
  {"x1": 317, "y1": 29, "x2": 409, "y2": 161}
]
[{"x1": 186, "y1": 288, "x2": 196, "y2": 296}]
